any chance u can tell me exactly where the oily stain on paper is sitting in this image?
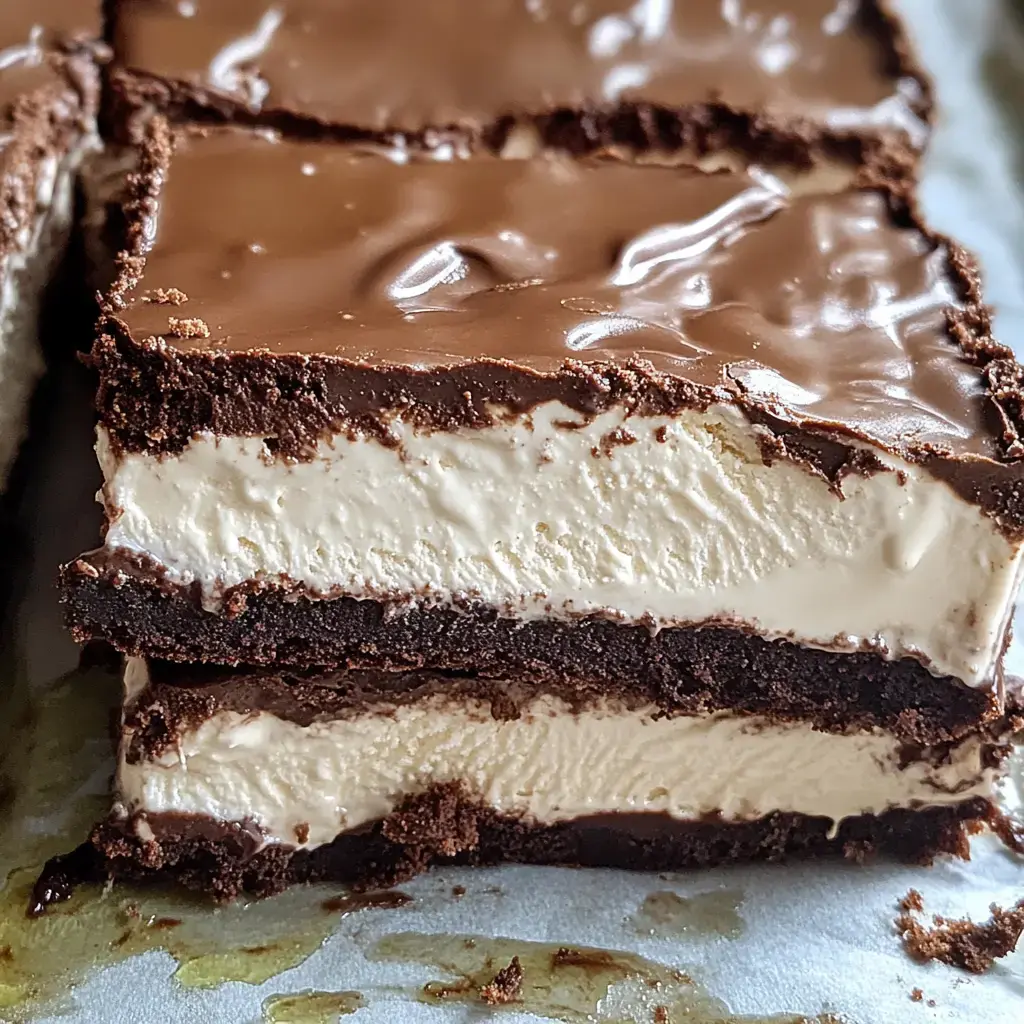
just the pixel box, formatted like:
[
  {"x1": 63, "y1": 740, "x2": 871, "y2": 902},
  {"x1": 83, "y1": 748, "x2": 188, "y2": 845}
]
[
  {"x1": 261, "y1": 989, "x2": 366, "y2": 1022},
  {"x1": 629, "y1": 889, "x2": 746, "y2": 940},
  {"x1": 370, "y1": 931, "x2": 852, "y2": 1023},
  {"x1": 0, "y1": 667, "x2": 409, "y2": 1020}
]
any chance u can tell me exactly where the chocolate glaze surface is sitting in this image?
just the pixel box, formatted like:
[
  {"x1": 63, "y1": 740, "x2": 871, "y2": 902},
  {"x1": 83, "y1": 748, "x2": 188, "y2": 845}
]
[
  {"x1": 104, "y1": 122, "x2": 1023, "y2": 481},
  {"x1": 110, "y1": 0, "x2": 928, "y2": 140}
]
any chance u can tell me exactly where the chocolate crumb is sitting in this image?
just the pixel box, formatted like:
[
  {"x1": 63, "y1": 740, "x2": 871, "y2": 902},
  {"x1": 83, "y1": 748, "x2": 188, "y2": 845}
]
[
  {"x1": 909, "y1": 988, "x2": 923, "y2": 1003},
  {"x1": 900, "y1": 889, "x2": 924, "y2": 913},
  {"x1": 142, "y1": 287, "x2": 188, "y2": 305},
  {"x1": 166, "y1": 316, "x2": 210, "y2": 339},
  {"x1": 293, "y1": 822, "x2": 310, "y2": 845},
  {"x1": 897, "y1": 893, "x2": 1024, "y2": 973},
  {"x1": 480, "y1": 955, "x2": 523, "y2": 1005},
  {"x1": 592, "y1": 426, "x2": 638, "y2": 458},
  {"x1": 451, "y1": 885, "x2": 466, "y2": 898}
]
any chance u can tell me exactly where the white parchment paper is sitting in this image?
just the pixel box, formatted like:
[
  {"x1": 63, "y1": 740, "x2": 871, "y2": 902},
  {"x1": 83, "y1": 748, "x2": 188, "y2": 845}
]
[{"x1": 6, "y1": 1, "x2": 1024, "y2": 1021}]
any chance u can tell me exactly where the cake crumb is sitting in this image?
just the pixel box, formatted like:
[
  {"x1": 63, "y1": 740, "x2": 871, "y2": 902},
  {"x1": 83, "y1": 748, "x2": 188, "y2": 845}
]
[
  {"x1": 909, "y1": 988, "x2": 923, "y2": 1003},
  {"x1": 479, "y1": 956, "x2": 523, "y2": 1005},
  {"x1": 167, "y1": 316, "x2": 210, "y2": 339},
  {"x1": 900, "y1": 889, "x2": 924, "y2": 913},
  {"x1": 142, "y1": 287, "x2": 188, "y2": 305},
  {"x1": 653, "y1": 1007, "x2": 670, "y2": 1023},
  {"x1": 451, "y1": 885, "x2": 466, "y2": 898},
  {"x1": 897, "y1": 892, "x2": 1024, "y2": 974}
]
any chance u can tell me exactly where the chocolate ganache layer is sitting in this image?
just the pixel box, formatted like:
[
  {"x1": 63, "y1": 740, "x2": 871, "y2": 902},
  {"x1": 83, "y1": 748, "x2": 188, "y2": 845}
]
[
  {"x1": 107, "y1": 0, "x2": 930, "y2": 162},
  {"x1": 95, "y1": 119, "x2": 1024, "y2": 526}
]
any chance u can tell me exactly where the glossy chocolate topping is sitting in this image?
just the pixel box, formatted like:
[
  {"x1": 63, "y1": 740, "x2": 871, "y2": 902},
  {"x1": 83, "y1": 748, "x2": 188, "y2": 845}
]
[
  {"x1": 110, "y1": 126, "x2": 1002, "y2": 462},
  {"x1": 111, "y1": 0, "x2": 928, "y2": 140}
]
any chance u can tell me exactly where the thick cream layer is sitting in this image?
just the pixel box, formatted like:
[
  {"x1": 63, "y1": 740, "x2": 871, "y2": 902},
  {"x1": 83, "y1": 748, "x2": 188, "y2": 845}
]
[
  {"x1": 98, "y1": 402, "x2": 1023, "y2": 687},
  {"x1": 116, "y1": 660, "x2": 998, "y2": 850},
  {"x1": 0, "y1": 154, "x2": 76, "y2": 490}
]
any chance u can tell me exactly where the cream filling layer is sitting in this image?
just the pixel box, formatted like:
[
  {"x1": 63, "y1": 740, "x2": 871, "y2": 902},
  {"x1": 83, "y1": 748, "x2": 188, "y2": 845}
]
[
  {"x1": 98, "y1": 402, "x2": 1023, "y2": 688},
  {"x1": 117, "y1": 662, "x2": 998, "y2": 851}
]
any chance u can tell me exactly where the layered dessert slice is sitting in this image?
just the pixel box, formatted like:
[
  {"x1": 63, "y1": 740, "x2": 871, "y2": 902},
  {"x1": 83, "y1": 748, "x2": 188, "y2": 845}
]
[
  {"x1": 91, "y1": 658, "x2": 1022, "y2": 900},
  {"x1": 63, "y1": 120, "x2": 1024, "y2": 748},
  {"x1": 0, "y1": 3, "x2": 100, "y2": 489},
  {"x1": 107, "y1": 0, "x2": 930, "y2": 161}
]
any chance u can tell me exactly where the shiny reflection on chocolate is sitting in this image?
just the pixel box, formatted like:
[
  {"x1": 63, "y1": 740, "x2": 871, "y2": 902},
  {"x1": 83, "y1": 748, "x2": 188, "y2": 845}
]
[
  {"x1": 118, "y1": 128, "x2": 989, "y2": 458},
  {"x1": 113, "y1": 0, "x2": 925, "y2": 138}
]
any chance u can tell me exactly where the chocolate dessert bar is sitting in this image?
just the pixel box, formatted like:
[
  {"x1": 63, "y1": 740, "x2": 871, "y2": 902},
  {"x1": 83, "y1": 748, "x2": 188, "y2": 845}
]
[
  {"x1": 0, "y1": 3, "x2": 99, "y2": 489},
  {"x1": 107, "y1": 0, "x2": 930, "y2": 161},
  {"x1": 90, "y1": 658, "x2": 1021, "y2": 900},
  {"x1": 62, "y1": 119, "x2": 1024, "y2": 749}
]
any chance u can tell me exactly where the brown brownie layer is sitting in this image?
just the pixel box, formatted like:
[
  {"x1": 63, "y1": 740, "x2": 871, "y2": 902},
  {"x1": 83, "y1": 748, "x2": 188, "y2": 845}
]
[
  {"x1": 106, "y1": 0, "x2": 930, "y2": 166},
  {"x1": 86, "y1": 785, "x2": 994, "y2": 903},
  {"x1": 62, "y1": 556, "x2": 1007, "y2": 746}
]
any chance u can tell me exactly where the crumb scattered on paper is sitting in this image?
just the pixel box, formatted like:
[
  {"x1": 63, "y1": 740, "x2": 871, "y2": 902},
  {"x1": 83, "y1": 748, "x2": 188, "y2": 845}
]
[
  {"x1": 900, "y1": 890, "x2": 924, "y2": 913},
  {"x1": 167, "y1": 316, "x2": 210, "y2": 339},
  {"x1": 480, "y1": 955, "x2": 523, "y2": 1005},
  {"x1": 142, "y1": 287, "x2": 188, "y2": 305},
  {"x1": 896, "y1": 891, "x2": 1024, "y2": 974}
]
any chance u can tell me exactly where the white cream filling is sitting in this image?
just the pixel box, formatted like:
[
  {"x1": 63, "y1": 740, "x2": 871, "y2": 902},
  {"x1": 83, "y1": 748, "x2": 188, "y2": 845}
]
[
  {"x1": 0, "y1": 152, "x2": 76, "y2": 490},
  {"x1": 99, "y1": 402, "x2": 1023, "y2": 687},
  {"x1": 116, "y1": 660, "x2": 998, "y2": 850}
]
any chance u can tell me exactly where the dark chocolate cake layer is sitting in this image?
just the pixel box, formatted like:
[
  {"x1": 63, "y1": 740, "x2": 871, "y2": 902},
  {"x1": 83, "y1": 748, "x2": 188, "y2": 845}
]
[
  {"x1": 62, "y1": 562, "x2": 1005, "y2": 746},
  {"x1": 88, "y1": 786, "x2": 994, "y2": 902},
  {"x1": 107, "y1": 0, "x2": 930, "y2": 164}
]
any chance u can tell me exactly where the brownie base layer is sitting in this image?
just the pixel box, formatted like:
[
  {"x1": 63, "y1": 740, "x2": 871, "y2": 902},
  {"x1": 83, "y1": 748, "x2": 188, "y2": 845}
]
[
  {"x1": 86, "y1": 786, "x2": 994, "y2": 903},
  {"x1": 62, "y1": 563, "x2": 999, "y2": 746}
]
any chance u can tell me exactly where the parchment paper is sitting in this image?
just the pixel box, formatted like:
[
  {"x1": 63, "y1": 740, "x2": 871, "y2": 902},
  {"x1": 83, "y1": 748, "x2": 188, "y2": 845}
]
[{"x1": 3, "y1": 1, "x2": 1023, "y2": 1021}]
